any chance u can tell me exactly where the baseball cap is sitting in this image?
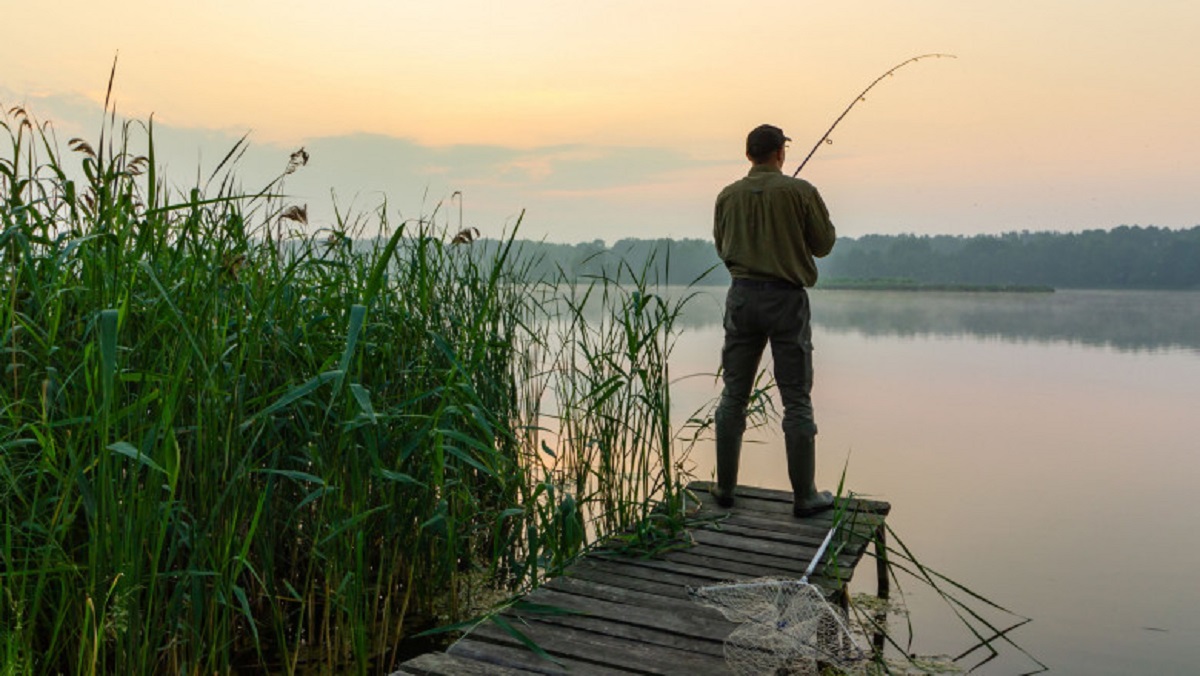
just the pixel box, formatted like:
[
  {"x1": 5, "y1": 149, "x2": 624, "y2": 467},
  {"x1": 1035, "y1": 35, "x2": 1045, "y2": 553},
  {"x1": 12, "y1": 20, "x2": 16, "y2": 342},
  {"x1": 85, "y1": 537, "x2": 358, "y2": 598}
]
[{"x1": 746, "y1": 124, "x2": 791, "y2": 159}]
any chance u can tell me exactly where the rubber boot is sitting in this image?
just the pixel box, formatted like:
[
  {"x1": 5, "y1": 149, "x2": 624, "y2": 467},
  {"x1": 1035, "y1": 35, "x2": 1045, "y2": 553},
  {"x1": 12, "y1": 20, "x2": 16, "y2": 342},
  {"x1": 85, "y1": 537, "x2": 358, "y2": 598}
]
[
  {"x1": 712, "y1": 422, "x2": 742, "y2": 508},
  {"x1": 786, "y1": 434, "x2": 834, "y2": 517}
]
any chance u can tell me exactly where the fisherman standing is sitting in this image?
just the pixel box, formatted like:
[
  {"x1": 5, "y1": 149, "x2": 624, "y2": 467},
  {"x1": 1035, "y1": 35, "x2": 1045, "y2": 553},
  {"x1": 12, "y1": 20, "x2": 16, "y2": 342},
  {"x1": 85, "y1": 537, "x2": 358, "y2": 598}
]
[{"x1": 711, "y1": 124, "x2": 837, "y2": 517}]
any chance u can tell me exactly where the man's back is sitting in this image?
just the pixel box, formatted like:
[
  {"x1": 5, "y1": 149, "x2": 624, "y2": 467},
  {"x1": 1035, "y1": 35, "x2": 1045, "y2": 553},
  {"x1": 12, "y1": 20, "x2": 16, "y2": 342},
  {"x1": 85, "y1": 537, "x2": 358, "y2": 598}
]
[{"x1": 714, "y1": 165, "x2": 836, "y2": 288}]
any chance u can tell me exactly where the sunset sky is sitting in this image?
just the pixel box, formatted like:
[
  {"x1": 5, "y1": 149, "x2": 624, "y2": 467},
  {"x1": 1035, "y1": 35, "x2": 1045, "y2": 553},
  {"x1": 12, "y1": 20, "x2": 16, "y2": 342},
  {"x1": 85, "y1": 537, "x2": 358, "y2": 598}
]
[{"x1": 3, "y1": 1, "x2": 1198, "y2": 243}]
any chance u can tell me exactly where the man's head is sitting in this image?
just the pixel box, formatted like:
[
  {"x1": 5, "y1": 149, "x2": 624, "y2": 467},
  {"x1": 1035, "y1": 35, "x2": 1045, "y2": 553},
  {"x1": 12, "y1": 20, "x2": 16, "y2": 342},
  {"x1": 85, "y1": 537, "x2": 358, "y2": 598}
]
[{"x1": 746, "y1": 124, "x2": 790, "y2": 166}]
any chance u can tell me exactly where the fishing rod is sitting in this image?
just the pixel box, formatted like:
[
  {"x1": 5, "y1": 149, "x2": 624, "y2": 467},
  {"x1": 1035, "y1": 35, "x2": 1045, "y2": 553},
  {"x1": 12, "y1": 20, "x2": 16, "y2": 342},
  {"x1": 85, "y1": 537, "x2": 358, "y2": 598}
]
[{"x1": 793, "y1": 53, "x2": 956, "y2": 177}]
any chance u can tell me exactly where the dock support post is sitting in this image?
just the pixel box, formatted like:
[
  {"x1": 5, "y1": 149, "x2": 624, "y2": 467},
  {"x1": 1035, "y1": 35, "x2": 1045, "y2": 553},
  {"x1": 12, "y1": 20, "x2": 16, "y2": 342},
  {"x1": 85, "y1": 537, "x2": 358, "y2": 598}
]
[{"x1": 875, "y1": 523, "x2": 890, "y2": 599}]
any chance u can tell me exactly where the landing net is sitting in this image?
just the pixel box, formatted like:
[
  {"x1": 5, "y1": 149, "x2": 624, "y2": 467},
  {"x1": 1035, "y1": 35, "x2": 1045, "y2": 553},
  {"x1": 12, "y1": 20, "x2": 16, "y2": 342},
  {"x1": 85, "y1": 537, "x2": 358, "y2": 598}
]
[{"x1": 691, "y1": 576, "x2": 865, "y2": 675}]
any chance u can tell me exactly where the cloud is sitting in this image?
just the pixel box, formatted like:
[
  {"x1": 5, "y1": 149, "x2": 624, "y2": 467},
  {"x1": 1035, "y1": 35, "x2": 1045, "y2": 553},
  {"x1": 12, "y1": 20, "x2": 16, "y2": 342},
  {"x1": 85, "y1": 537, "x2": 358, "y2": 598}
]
[{"x1": 0, "y1": 92, "x2": 720, "y2": 241}]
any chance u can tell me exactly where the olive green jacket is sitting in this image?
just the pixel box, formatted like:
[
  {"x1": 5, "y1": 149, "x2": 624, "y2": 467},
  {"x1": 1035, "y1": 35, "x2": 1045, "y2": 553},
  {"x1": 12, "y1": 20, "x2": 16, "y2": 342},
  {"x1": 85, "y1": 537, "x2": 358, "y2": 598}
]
[{"x1": 713, "y1": 165, "x2": 836, "y2": 288}]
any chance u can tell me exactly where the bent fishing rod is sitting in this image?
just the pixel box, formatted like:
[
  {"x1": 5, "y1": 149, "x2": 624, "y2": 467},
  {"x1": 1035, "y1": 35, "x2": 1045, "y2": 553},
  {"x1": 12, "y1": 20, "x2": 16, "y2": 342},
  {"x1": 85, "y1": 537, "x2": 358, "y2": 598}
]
[{"x1": 793, "y1": 53, "x2": 956, "y2": 177}]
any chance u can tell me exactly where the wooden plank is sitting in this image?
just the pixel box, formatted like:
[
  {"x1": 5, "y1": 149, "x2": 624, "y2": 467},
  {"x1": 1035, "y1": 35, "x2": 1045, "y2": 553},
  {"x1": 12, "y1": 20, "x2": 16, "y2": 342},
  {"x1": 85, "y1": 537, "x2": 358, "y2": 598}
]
[
  {"x1": 531, "y1": 577, "x2": 733, "y2": 642},
  {"x1": 585, "y1": 551, "x2": 754, "y2": 584},
  {"x1": 689, "y1": 525, "x2": 843, "y2": 560},
  {"x1": 670, "y1": 540, "x2": 857, "y2": 577},
  {"x1": 566, "y1": 554, "x2": 753, "y2": 593},
  {"x1": 654, "y1": 547, "x2": 854, "y2": 584},
  {"x1": 565, "y1": 558, "x2": 718, "y2": 599},
  {"x1": 688, "y1": 486, "x2": 888, "y2": 521},
  {"x1": 698, "y1": 510, "x2": 847, "y2": 537},
  {"x1": 393, "y1": 651, "x2": 539, "y2": 675},
  {"x1": 449, "y1": 639, "x2": 622, "y2": 675},
  {"x1": 565, "y1": 556, "x2": 850, "y2": 611},
  {"x1": 690, "y1": 490, "x2": 886, "y2": 524},
  {"x1": 686, "y1": 515, "x2": 884, "y2": 561},
  {"x1": 685, "y1": 531, "x2": 867, "y2": 578},
  {"x1": 650, "y1": 549, "x2": 810, "y2": 580},
  {"x1": 698, "y1": 522, "x2": 875, "y2": 563},
  {"x1": 687, "y1": 481, "x2": 891, "y2": 514},
  {"x1": 492, "y1": 605, "x2": 724, "y2": 657},
  {"x1": 703, "y1": 508, "x2": 885, "y2": 540},
  {"x1": 589, "y1": 549, "x2": 848, "y2": 590},
  {"x1": 460, "y1": 617, "x2": 729, "y2": 674}
]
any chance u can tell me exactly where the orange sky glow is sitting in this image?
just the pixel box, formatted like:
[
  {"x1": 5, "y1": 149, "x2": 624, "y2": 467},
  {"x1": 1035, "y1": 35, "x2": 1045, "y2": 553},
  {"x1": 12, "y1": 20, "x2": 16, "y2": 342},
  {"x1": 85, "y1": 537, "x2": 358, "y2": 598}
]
[{"x1": 3, "y1": 1, "x2": 1198, "y2": 242}]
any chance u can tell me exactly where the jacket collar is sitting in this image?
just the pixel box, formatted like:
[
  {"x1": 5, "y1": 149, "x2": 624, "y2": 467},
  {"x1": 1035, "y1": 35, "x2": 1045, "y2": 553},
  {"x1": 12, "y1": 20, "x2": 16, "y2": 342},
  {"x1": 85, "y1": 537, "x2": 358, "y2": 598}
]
[{"x1": 748, "y1": 164, "x2": 783, "y2": 176}]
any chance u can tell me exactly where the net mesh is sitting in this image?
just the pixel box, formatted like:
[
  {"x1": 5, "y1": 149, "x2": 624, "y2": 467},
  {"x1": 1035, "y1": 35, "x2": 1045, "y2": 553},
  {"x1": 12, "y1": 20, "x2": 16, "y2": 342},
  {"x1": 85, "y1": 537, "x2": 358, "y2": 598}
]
[{"x1": 691, "y1": 577, "x2": 866, "y2": 675}]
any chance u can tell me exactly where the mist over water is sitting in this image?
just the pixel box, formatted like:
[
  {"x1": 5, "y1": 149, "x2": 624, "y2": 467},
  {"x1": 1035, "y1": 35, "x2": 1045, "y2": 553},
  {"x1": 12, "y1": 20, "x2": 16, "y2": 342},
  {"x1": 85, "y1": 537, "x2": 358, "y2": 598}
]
[
  {"x1": 673, "y1": 288, "x2": 1200, "y2": 353},
  {"x1": 670, "y1": 288, "x2": 1200, "y2": 674}
]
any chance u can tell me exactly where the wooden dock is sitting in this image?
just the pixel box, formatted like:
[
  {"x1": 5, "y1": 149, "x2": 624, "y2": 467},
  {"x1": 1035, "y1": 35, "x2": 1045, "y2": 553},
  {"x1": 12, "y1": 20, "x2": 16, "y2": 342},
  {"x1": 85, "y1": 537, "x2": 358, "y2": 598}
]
[{"x1": 395, "y1": 481, "x2": 890, "y2": 675}]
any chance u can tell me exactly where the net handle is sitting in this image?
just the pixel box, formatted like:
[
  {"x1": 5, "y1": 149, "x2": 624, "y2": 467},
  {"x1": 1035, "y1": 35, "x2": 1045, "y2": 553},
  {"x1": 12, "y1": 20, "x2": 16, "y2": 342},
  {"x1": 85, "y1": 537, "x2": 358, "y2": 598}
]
[{"x1": 800, "y1": 514, "x2": 842, "y2": 585}]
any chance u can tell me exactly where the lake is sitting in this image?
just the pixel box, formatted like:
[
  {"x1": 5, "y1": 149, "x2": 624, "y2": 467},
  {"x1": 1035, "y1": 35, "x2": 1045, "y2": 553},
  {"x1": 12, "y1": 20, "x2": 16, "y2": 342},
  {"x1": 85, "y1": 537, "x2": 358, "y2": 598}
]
[{"x1": 666, "y1": 288, "x2": 1200, "y2": 674}]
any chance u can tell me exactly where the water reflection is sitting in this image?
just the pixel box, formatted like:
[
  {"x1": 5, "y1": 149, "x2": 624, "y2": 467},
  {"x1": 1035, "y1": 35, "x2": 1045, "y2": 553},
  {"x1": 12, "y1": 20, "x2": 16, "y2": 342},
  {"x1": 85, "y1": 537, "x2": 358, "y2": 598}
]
[
  {"x1": 663, "y1": 286, "x2": 1200, "y2": 673},
  {"x1": 672, "y1": 288, "x2": 1200, "y2": 354}
]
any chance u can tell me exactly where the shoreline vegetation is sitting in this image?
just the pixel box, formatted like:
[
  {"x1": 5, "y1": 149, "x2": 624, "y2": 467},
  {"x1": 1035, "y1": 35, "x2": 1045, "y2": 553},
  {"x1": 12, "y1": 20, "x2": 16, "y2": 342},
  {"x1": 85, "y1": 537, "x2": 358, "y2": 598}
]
[{"x1": 1, "y1": 103, "x2": 716, "y2": 674}]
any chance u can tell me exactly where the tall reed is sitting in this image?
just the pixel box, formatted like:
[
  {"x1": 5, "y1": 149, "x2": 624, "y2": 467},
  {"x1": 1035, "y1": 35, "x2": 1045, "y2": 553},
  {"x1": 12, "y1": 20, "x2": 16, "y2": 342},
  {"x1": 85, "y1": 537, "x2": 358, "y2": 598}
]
[{"x1": 0, "y1": 103, "x2": 696, "y2": 674}]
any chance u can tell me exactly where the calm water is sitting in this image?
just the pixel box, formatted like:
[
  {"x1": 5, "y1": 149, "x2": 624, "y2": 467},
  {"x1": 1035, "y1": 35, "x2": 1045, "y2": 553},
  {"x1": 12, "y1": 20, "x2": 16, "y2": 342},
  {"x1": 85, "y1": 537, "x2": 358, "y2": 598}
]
[{"x1": 667, "y1": 288, "x2": 1200, "y2": 674}]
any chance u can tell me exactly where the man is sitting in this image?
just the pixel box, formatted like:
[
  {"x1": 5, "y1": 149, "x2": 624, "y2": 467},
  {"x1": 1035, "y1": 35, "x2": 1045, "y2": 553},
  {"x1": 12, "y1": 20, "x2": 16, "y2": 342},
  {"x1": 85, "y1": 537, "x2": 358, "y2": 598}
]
[{"x1": 712, "y1": 123, "x2": 837, "y2": 517}]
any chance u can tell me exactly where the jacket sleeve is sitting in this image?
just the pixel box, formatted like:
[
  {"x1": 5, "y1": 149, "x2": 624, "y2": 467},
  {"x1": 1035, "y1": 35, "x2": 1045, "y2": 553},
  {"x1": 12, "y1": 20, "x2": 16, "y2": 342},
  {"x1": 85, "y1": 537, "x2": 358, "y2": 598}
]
[
  {"x1": 803, "y1": 186, "x2": 836, "y2": 258},
  {"x1": 713, "y1": 193, "x2": 727, "y2": 260}
]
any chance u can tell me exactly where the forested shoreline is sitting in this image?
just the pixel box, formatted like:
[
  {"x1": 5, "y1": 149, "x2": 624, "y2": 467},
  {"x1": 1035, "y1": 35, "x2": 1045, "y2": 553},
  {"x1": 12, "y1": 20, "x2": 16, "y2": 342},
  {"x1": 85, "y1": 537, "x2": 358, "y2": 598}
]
[{"x1": 483, "y1": 225, "x2": 1200, "y2": 290}]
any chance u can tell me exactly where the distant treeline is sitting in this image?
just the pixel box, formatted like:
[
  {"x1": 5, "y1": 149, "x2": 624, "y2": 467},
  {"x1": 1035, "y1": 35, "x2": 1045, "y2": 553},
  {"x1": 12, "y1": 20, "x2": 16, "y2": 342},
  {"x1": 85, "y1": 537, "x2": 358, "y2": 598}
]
[
  {"x1": 483, "y1": 225, "x2": 1200, "y2": 290},
  {"x1": 825, "y1": 226, "x2": 1200, "y2": 289}
]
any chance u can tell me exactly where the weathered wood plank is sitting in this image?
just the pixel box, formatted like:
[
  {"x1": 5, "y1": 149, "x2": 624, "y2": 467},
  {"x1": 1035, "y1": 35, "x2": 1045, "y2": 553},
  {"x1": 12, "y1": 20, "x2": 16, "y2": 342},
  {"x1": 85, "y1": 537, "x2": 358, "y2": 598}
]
[
  {"x1": 449, "y1": 639, "x2": 622, "y2": 675},
  {"x1": 662, "y1": 540, "x2": 857, "y2": 578},
  {"x1": 492, "y1": 609, "x2": 724, "y2": 657},
  {"x1": 564, "y1": 556, "x2": 856, "y2": 611},
  {"x1": 392, "y1": 651, "x2": 539, "y2": 675},
  {"x1": 646, "y1": 549, "x2": 820, "y2": 581},
  {"x1": 531, "y1": 577, "x2": 733, "y2": 642},
  {"x1": 584, "y1": 551, "x2": 754, "y2": 584},
  {"x1": 690, "y1": 491, "x2": 887, "y2": 525},
  {"x1": 688, "y1": 525, "x2": 848, "y2": 560},
  {"x1": 564, "y1": 557, "x2": 718, "y2": 599},
  {"x1": 684, "y1": 531, "x2": 870, "y2": 578},
  {"x1": 589, "y1": 548, "x2": 852, "y2": 589},
  {"x1": 701, "y1": 509, "x2": 885, "y2": 541},
  {"x1": 696, "y1": 523, "x2": 875, "y2": 564},
  {"x1": 460, "y1": 617, "x2": 729, "y2": 674},
  {"x1": 687, "y1": 481, "x2": 891, "y2": 514}
]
